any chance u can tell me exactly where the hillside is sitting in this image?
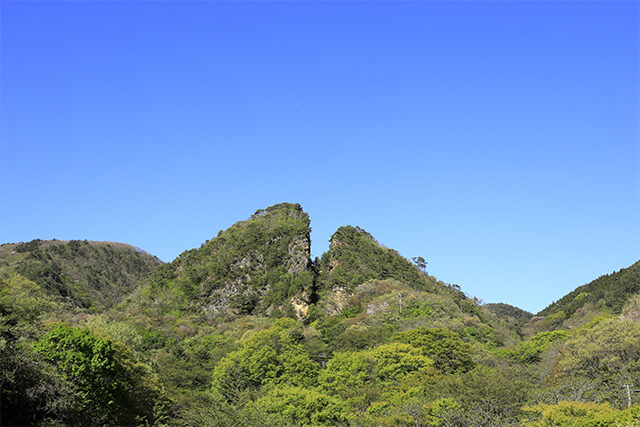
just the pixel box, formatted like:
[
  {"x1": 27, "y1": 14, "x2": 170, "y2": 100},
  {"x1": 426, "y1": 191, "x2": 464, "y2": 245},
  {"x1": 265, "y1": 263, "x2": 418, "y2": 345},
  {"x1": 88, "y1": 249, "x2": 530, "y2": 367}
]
[
  {"x1": 0, "y1": 239, "x2": 161, "y2": 310},
  {"x1": 3, "y1": 203, "x2": 640, "y2": 426},
  {"x1": 529, "y1": 260, "x2": 640, "y2": 331}
]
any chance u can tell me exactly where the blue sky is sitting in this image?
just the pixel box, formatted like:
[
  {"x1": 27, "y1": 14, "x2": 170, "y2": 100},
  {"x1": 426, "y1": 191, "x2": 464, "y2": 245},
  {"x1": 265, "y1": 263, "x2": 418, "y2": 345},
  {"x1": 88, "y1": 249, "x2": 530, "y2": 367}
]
[{"x1": 1, "y1": 1, "x2": 638, "y2": 313}]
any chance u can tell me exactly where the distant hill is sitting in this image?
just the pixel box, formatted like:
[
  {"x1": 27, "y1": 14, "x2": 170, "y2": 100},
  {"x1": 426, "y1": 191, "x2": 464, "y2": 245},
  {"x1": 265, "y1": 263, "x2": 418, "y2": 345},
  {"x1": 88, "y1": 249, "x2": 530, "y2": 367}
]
[
  {"x1": 483, "y1": 303, "x2": 533, "y2": 323},
  {"x1": 482, "y1": 303, "x2": 533, "y2": 338},
  {"x1": 0, "y1": 239, "x2": 161, "y2": 310},
  {"x1": 530, "y1": 260, "x2": 640, "y2": 331}
]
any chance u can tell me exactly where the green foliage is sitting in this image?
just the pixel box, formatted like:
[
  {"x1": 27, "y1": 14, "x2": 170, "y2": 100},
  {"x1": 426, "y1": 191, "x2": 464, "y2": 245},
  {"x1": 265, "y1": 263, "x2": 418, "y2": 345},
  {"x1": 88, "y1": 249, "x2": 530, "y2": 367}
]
[
  {"x1": 318, "y1": 342, "x2": 435, "y2": 402},
  {"x1": 548, "y1": 318, "x2": 640, "y2": 407},
  {"x1": 317, "y1": 226, "x2": 436, "y2": 293},
  {"x1": 523, "y1": 401, "x2": 640, "y2": 426},
  {"x1": 399, "y1": 300, "x2": 434, "y2": 319},
  {"x1": 392, "y1": 327, "x2": 475, "y2": 373},
  {"x1": 0, "y1": 342, "x2": 77, "y2": 426},
  {"x1": 422, "y1": 398, "x2": 463, "y2": 426},
  {"x1": 539, "y1": 261, "x2": 640, "y2": 320},
  {"x1": 555, "y1": 318, "x2": 640, "y2": 380},
  {"x1": 35, "y1": 324, "x2": 166, "y2": 425},
  {"x1": 370, "y1": 342, "x2": 435, "y2": 382},
  {"x1": 146, "y1": 203, "x2": 313, "y2": 317},
  {"x1": 334, "y1": 324, "x2": 394, "y2": 351},
  {"x1": 439, "y1": 366, "x2": 530, "y2": 424},
  {"x1": 3, "y1": 206, "x2": 638, "y2": 426},
  {"x1": 211, "y1": 320, "x2": 318, "y2": 401},
  {"x1": 483, "y1": 302, "x2": 534, "y2": 322},
  {"x1": 255, "y1": 385, "x2": 351, "y2": 425},
  {"x1": 503, "y1": 330, "x2": 568, "y2": 364},
  {"x1": 0, "y1": 239, "x2": 160, "y2": 310},
  {"x1": 318, "y1": 350, "x2": 376, "y2": 396}
]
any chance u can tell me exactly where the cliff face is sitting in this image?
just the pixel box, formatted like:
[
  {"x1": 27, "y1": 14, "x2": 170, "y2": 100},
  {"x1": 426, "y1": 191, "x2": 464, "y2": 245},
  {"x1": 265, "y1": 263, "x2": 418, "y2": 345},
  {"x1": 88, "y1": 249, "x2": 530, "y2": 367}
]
[{"x1": 152, "y1": 203, "x2": 313, "y2": 318}]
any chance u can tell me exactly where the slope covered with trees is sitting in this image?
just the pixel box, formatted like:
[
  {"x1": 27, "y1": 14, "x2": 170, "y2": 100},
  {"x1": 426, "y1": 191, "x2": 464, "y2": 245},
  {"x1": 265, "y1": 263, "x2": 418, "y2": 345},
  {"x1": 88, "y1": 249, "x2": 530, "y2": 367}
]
[
  {"x1": 530, "y1": 261, "x2": 640, "y2": 332},
  {"x1": 0, "y1": 239, "x2": 161, "y2": 310},
  {"x1": 2, "y1": 202, "x2": 640, "y2": 426}
]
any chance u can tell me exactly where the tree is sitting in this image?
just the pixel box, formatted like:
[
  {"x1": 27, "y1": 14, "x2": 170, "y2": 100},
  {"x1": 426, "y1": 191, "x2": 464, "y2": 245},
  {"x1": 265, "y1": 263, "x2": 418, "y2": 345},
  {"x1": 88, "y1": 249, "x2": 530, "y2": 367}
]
[
  {"x1": 211, "y1": 320, "x2": 318, "y2": 402},
  {"x1": 255, "y1": 385, "x2": 350, "y2": 425},
  {"x1": 412, "y1": 256, "x2": 428, "y2": 272},
  {"x1": 35, "y1": 324, "x2": 166, "y2": 425},
  {"x1": 393, "y1": 327, "x2": 475, "y2": 373}
]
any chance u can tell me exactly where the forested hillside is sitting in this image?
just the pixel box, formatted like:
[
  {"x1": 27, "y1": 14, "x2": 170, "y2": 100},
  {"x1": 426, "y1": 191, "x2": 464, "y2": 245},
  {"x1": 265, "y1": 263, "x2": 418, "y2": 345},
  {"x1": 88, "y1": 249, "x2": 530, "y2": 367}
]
[
  {"x1": 2, "y1": 203, "x2": 640, "y2": 426},
  {"x1": 0, "y1": 239, "x2": 161, "y2": 310},
  {"x1": 528, "y1": 261, "x2": 640, "y2": 332}
]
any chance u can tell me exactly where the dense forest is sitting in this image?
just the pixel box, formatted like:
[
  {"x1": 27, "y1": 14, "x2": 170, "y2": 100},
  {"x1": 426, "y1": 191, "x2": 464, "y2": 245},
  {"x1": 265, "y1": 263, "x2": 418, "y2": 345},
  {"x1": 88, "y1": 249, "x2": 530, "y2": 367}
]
[{"x1": 2, "y1": 202, "x2": 640, "y2": 426}]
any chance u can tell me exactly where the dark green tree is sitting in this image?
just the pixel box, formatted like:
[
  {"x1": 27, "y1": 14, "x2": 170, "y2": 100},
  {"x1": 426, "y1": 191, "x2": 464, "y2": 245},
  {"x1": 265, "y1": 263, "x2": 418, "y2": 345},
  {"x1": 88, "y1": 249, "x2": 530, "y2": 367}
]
[{"x1": 412, "y1": 256, "x2": 428, "y2": 272}]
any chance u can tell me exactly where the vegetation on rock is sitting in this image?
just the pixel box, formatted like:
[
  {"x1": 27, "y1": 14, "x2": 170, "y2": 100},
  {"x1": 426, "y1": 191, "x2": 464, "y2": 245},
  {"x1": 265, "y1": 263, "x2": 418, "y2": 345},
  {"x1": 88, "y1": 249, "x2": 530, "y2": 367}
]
[{"x1": 2, "y1": 203, "x2": 640, "y2": 426}]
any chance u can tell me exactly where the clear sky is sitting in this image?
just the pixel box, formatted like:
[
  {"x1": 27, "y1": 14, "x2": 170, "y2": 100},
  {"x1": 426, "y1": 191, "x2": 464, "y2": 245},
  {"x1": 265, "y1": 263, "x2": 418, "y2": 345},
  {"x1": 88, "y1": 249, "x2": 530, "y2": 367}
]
[{"x1": 1, "y1": 1, "x2": 638, "y2": 313}]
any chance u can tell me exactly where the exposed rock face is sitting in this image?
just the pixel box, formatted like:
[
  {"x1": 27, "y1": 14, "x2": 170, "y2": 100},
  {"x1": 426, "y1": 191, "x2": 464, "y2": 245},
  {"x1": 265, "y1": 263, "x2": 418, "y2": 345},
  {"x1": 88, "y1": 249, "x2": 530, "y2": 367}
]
[
  {"x1": 166, "y1": 203, "x2": 313, "y2": 318},
  {"x1": 287, "y1": 236, "x2": 311, "y2": 275}
]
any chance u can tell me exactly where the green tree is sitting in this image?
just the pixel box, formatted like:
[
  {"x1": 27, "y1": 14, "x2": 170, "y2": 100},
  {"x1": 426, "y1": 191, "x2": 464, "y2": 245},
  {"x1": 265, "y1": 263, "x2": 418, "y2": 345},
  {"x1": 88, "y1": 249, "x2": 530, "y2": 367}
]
[
  {"x1": 35, "y1": 324, "x2": 166, "y2": 425},
  {"x1": 551, "y1": 318, "x2": 640, "y2": 407},
  {"x1": 393, "y1": 327, "x2": 475, "y2": 373},
  {"x1": 255, "y1": 385, "x2": 351, "y2": 425},
  {"x1": 412, "y1": 256, "x2": 427, "y2": 272},
  {"x1": 211, "y1": 320, "x2": 318, "y2": 401}
]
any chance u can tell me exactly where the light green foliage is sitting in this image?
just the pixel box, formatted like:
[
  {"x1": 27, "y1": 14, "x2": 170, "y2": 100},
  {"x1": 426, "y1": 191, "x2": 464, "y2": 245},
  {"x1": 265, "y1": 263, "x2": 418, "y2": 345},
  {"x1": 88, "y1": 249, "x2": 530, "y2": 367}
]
[
  {"x1": 503, "y1": 330, "x2": 568, "y2": 364},
  {"x1": 555, "y1": 318, "x2": 640, "y2": 379},
  {"x1": 392, "y1": 327, "x2": 474, "y2": 373},
  {"x1": 370, "y1": 342, "x2": 435, "y2": 382},
  {"x1": 319, "y1": 342, "x2": 434, "y2": 400},
  {"x1": 422, "y1": 398, "x2": 463, "y2": 426},
  {"x1": 255, "y1": 385, "x2": 351, "y2": 425},
  {"x1": 0, "y1": 274, "x2": 58, "y2": 339},
  {"x1": 318, "y1": 350, "x2": 376, "y2": 395},
  {"x1": 399, "y1": 300, "x2": 434, "y2": 319},
  {"x1": 35, "y1": 324, "x2": 166, "y2": 425},
  {"x1": 438, "y1": 366, "x2": 530, "y2": 423},
  {"x1": 211, "y1": 319, "x2": 318, "y2": 401},
  {"x1": 523, "y1": 401, "x2": 640, "y2": 426},
  {"x1": 549, "y1": 318, "x2": 640, "y2": 407}
]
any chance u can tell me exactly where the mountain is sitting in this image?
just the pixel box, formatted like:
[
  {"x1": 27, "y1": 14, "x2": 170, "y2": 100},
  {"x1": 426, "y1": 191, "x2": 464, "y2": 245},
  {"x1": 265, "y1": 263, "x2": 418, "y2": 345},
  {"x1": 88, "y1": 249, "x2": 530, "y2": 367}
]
[
  {"x1": 530, "y1": 260, "x2": 640, "y2": 331},
  {"x1": 132, "y1": 202, "x2": 314, "y2": 319},
  {"x1": 0, "y1": 239, "x2": 161, "y2": 310},
  {"x1": 4, "y1": 202, "x2": 639, "y2": 426}
]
